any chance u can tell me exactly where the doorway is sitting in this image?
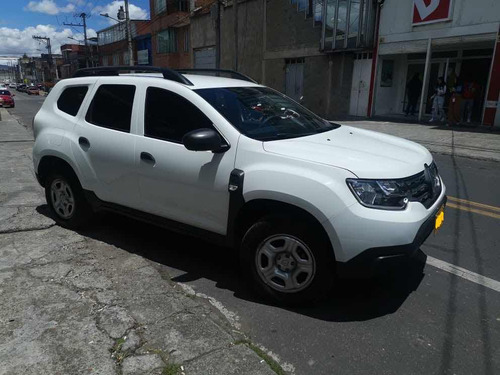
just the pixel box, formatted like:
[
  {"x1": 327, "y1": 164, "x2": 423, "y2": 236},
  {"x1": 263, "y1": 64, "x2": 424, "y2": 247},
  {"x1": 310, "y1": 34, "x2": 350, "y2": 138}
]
[
  {"x1": 349, "y1": 55, "x2": 372, "y2": 116},
  {"x1": 285, "y1": 58, "x2": 304, "y2": 102},
  {"x1": 460, "y1": 58, "x2": 491, "y2": 122}
]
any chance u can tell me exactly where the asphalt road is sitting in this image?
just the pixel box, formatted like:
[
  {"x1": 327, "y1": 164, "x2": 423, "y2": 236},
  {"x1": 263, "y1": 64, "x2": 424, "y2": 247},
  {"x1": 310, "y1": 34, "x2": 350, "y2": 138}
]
[
  {"x1": 8, "y1": 96, "x2": 500, "y2": 375},
  {"x1": 6, "y1": 90, "x2": 44, "y2": 135}
]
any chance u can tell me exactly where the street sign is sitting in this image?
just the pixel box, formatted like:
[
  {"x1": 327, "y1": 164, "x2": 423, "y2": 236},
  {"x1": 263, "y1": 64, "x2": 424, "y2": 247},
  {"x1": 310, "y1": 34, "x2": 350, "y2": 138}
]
[{"x1": 412, "y1": 0, "x2": 453, "y2": 26}]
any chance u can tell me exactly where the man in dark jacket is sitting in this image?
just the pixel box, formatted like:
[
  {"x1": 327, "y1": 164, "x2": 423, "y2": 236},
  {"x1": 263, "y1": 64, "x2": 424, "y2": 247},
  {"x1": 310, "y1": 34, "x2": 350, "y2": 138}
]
[{"x1": 405, "y1": 73, "x2": 422, "y2": 116}]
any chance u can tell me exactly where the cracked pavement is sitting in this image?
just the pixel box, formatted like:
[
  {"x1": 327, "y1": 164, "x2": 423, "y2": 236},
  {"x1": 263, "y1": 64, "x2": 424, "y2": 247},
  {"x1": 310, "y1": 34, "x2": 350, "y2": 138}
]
[{"x1": 0, "y1": 108, "x2": 277, "y2": 375}]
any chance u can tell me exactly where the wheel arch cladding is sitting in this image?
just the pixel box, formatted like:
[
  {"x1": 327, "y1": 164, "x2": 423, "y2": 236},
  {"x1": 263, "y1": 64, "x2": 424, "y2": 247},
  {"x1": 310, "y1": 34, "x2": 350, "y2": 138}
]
[
  {"x1": 37, "y1": 155, "x2": 81, "y2": 188},
  {"x1": 233, "y1": 198, "x2": 335, "y2": 261}
]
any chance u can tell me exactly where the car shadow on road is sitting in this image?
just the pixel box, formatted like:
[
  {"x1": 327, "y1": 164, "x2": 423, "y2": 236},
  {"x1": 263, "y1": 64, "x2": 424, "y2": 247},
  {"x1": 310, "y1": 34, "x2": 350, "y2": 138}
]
[{"x1": 37, "y1": 205, "x2": 426, "y2": 322}]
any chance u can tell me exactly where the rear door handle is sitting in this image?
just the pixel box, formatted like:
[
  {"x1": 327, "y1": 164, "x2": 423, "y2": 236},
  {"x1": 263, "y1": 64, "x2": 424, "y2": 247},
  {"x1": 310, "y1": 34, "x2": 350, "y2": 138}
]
[
  {"x1": 79, "y1": 137, "x2": 90, "y2": 148},
  {"x1": 140, "y1": 152, "x2": 156, "y2": 164}
]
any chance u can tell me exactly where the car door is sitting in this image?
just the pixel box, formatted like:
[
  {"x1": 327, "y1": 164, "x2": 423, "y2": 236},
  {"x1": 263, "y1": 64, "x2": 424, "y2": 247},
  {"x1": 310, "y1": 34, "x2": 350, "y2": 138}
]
[
  {"x1": 72, "y1": 80, "x2": 140, "y2": 207},
  {"x1": 135, "y1": 84, "x2": 238, "y2": 235}
]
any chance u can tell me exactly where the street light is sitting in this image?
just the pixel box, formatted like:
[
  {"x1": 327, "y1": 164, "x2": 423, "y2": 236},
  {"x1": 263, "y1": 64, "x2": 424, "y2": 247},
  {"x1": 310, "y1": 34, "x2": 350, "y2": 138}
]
[
  {"x1": 68, "y1": 36, "x2": 83, "y2": 44},
  {"x1": 99, "y1": 13, "x2": 120, "y2": 23},
  {"x1": 99, "y1": 4, "x2": 133, "y2": 66}
]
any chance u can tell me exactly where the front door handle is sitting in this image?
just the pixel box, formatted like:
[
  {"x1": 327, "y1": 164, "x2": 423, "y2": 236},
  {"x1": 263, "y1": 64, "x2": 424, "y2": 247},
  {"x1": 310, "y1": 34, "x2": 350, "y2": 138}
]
[
  {"x1": 140, "y1": 151, "x2": 156, "y2": 164},
  {"x1": 79, "y1": 137, "x2": 90, "y2": 148}
]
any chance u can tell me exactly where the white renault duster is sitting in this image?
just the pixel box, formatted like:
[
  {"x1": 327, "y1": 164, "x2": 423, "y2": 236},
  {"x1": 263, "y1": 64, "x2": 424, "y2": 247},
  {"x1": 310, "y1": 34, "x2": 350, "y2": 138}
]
[{"x1": 32, "y1": 67, "x2": 446, "y2": 304}]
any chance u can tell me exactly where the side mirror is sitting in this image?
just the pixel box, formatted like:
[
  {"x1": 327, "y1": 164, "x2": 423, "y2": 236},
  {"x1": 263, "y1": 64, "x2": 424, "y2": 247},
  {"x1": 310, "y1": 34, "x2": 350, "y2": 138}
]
[
  {"x1": 12, "y1": 93, "x2": 15, "y2": 97},
  {"x1": 182, "y1": 128, "x2": 225, "y2": 152}
]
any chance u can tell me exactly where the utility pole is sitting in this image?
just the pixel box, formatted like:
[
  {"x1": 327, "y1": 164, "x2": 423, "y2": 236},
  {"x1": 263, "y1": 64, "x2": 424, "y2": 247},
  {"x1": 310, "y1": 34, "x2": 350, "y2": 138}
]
[
  {"x1": 234, "y1": 0, "x2": 238, "y2": 71},
  {"x1": 118, "y1": 2, "x2": 134, "y2": 66},
  {"x1": 64, "y1": 13, "x2": 90, "y2": 67},
  {"x1": 216, "y1": 1, "x2": 221, "y2": 69},
  {"x1": 32, "y1": 35, "x2": 53, "y2": 81}
]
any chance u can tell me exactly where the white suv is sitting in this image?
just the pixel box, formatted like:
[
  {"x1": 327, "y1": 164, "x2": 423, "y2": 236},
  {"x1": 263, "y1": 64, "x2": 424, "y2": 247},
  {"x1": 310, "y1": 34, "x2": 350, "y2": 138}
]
[{"x1": 33, "y1": 67, "x2": 446, "y2": 304}]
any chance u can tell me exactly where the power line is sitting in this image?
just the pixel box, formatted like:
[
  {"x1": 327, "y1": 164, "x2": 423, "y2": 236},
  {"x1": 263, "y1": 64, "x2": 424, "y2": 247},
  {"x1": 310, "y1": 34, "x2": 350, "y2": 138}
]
[{"x1": 64, "y1": 13, "x2": 90, "y2": 67}]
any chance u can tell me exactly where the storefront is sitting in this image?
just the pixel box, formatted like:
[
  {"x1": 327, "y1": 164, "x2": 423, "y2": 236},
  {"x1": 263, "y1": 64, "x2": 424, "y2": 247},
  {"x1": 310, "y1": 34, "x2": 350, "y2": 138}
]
[{"x1": 370, "y1": 0, "x2": 500, "y2": 126}]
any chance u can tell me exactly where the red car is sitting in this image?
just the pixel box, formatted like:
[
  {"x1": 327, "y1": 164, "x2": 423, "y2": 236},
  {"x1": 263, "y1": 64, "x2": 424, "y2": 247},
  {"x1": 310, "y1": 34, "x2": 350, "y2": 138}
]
[{"x1": 0, "y1": 89, "x2": 15, "y2": 108}]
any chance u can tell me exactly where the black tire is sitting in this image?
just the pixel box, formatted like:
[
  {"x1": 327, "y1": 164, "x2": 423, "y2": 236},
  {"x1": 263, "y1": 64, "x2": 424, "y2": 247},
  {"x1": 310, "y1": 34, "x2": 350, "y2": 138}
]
[
  {"x1": 240, "y1": 216, "x2": 335, "y2": 306},
  {"x1": 45, "y1": 171, "x2": 93, "y2": 229}
]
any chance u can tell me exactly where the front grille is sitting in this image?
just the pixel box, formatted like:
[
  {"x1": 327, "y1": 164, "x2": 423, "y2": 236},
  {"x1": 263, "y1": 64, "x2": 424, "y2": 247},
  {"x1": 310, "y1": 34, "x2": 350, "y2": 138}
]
[{"x1": 403, "y1": 163, "x2": 442, "y2": 209}]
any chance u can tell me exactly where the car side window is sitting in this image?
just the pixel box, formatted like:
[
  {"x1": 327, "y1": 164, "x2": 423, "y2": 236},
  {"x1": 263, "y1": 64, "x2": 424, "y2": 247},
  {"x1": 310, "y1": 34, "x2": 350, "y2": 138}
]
[
  {"x1": 144, "y1": 87, "x2": 214, "y2": 143},
  {"x1": 57, "y1": 86, "x2": 88, "y2": 116},
  {"x1": 86, "y1": 84, "x2": 136, "y2": 132}
]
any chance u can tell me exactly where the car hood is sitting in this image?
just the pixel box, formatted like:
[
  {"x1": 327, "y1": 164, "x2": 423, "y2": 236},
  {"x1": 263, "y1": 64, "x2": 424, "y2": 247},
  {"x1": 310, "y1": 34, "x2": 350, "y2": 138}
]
[{"x1": 262, "y1": 125, "x2": 433, "y2": 179}]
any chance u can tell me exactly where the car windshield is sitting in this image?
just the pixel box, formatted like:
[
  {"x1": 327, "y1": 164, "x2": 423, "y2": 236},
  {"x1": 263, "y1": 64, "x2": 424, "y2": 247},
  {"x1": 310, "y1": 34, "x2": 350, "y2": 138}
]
[
  {"x1": 195, "y1": 87, "x2": 339, "y2": 141},
  {"x1": 0, "y1": 90, "x2": 11, "y2": 96}
]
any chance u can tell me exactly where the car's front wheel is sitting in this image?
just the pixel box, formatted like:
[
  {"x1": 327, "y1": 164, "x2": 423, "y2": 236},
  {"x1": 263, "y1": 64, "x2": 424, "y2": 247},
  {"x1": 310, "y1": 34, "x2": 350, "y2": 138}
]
[
  {"x1": 45, "y1": 172, "x2": 93, "y2": 229},
  {"x1": 240, "y1": 216, "x2": 335, "y2": 305}
]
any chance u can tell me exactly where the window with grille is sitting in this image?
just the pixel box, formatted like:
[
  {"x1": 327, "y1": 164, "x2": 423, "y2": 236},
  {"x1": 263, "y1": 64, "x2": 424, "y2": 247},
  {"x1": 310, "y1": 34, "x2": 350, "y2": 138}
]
[
  {"x1": 154, "y1": 0, "x2": 166, "y2": 14},
  {"x1": 157, "y1": 29, "x2": 177, "y2": 54}
]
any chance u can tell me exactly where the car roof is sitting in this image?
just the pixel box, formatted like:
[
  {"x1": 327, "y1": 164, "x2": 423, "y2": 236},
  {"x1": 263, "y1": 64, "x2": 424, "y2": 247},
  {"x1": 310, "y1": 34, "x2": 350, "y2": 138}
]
[{"x1": 67, "y1": 73, "x2": 262, "y2": 90}]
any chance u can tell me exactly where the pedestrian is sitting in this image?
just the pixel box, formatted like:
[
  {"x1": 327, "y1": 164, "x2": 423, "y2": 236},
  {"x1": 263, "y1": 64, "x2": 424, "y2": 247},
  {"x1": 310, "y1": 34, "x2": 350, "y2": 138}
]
[
  {"x1": 430, "y1": 77, "x2": 446, "y2": 123},
  {"x1": 405, "y1": 73, "x2": 421, "y2": 116},
  {"x1": 447, "y1": 76, "x2": 463, "y2": 127},
  {"x1": 461, "y1": 79, "x2": 478, "y2": 123}
]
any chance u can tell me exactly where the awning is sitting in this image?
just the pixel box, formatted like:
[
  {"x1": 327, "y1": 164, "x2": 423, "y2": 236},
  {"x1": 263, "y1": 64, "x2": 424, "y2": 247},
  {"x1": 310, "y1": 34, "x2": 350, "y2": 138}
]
[{"x1": 379, "y1": 32, "x2": 497, "y2": 55}]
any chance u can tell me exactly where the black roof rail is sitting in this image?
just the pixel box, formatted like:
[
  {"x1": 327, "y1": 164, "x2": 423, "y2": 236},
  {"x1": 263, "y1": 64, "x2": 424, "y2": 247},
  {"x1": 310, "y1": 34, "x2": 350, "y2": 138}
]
[
  {"x1": 175, "y1": 69, "x2": 258, "y2": 84},
  {"x1": 73, "y1": 66, "x2": 193, "y2": 86}
]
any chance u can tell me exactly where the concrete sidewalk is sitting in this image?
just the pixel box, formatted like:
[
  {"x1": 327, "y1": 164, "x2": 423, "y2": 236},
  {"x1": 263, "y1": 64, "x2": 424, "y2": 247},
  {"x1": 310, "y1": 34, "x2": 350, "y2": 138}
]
[
  {"x1": 0, "y1": 107, "x2": 279, "y2": 375},
  {"x1": 337, "y1": 118, "x2": 500, "y2": 162}
]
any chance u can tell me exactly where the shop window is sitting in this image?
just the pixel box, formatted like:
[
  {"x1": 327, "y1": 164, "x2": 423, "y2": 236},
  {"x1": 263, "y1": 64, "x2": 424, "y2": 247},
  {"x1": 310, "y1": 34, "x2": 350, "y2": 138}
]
[
  {"x1": 462, "y1": 49, "x2": 493, "y2": 57},
  {"x1": 158, "y1": 29, "x2": 177, "y2": 54},
  {"x1": 432, "y1": 51, "x2": 458, "y2": 59}
]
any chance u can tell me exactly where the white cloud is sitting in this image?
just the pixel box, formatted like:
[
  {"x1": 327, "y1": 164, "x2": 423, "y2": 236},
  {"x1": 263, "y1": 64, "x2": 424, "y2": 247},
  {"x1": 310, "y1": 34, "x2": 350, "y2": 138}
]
[
  {"x1": 25, "y1": 0, "x2": 76, "y2": 15},
  {"x1": 0, "y1": 25, "x2": 97, "y2": 56},
  {"x1": 92, "y1": 1, "x2": 148, "y2": 24}
]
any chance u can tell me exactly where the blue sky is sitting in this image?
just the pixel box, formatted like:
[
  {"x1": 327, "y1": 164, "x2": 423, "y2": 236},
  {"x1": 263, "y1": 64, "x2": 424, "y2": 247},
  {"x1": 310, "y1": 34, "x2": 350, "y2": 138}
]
[{"x1": 0, "y1": 0, "x2": 150, "y2": 63}]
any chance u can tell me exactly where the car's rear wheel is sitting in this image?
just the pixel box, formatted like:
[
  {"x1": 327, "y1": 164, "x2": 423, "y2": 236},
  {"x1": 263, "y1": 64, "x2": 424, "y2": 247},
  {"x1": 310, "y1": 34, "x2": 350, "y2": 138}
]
[
  {"x1": 240, "y1": 216, "x2": 335, "y2": 305},
  {"x1": 45, "y1": 172, "x2": 93, "y2": 229}
]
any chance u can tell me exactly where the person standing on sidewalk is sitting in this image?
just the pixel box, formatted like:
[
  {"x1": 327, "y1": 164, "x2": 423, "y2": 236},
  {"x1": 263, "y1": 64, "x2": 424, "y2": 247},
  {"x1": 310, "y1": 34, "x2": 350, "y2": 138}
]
[
  {"x1": 405, "y1": 73, "x2": 422, "y2": 116},
  {"x1": 447, "y1": 76, "x2": 463, "y2": 127},
  {"x1": 462, "y1": 79, "x2": 478, "y2": 123},
  {"x1": 430, "y1": 77, "x2": 447, "y2": 123}
]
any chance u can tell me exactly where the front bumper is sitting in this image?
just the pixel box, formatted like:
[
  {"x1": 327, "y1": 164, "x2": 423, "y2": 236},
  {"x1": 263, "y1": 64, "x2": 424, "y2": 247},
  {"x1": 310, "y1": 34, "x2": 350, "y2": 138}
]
[{"x1": 336, "y1": 195, "x2": 447, "y2": 278}]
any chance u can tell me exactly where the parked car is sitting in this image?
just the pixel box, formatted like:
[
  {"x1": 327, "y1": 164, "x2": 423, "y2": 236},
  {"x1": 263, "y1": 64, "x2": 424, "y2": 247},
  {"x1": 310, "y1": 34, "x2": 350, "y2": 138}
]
[
  {"x1": 27, "y1": 86, "x2": 40, "y2": 95},
  {"x1": 16, "y1": 84, "x2": 27, "y2": 92},
  {"x1": 32, "y1": 67, "x2": 446, "y2": 305},
  {"x1": 0, "y1": 89, "x2": 15, "y2": 108},
  {"x1": 9, "y1": 83, "x2": 17, "y2": 88}
]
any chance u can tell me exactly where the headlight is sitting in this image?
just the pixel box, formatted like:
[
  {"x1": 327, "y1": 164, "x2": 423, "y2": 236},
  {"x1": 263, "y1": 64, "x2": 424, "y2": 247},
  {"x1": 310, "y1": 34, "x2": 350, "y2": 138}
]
[
  {"x1": 346, "y1": 178, "x2": 409, "y2": 210},
  {"x1": 346, "y1": 163, "x2": 442, "y2": 210}
]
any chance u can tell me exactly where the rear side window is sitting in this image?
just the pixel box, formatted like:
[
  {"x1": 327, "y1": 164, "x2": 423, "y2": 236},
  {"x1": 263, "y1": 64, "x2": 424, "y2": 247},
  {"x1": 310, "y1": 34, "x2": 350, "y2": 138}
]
[
  {"x1": 144, "y1": 87, "x2": 213, "y2": 143},
  {"x1": 86, "y1": 84, "x2": 136, "y2": 132},
  {"x1": 57, "y1": 86, "x2": 88, "y2": 116}
]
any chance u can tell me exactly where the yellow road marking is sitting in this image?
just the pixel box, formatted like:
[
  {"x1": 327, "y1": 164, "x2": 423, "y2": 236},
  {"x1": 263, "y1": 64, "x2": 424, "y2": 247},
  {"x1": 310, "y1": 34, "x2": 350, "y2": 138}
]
[
  {"x1": 447, "y1": 201, "x2": 500, "y2": 220},
  {"x1": 448, "y1": 196, "x2": 500, "y2": 213}
]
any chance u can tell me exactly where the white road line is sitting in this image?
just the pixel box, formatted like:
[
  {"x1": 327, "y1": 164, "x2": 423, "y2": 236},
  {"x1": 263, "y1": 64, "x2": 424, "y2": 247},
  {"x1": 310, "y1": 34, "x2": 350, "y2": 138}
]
[{"x1": 427, "y1": 256, "x2": 500, "y2": 293}]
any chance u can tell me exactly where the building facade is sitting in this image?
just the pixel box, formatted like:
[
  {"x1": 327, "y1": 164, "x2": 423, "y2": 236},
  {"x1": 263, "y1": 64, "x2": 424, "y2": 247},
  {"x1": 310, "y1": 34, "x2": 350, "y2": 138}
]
[
  {"x1": 371, "y1": 0, "x2": 500, "y2": 126},
  {"x1": 148, "y1": 0, "x2": 191, "y2": 68},
  {"x1": 98, "y1": 20, "x2": 152, "y2": 66},
  {"x1": 191, "y1": 0, "x2": 379, "y2": 118}
]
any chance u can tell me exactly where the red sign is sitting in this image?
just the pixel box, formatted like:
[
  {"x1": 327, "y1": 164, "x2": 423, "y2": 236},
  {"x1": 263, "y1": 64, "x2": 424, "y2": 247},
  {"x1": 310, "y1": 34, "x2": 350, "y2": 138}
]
[{"x1": 413, "y1": 0, "x2": 452, "y2": 25}]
